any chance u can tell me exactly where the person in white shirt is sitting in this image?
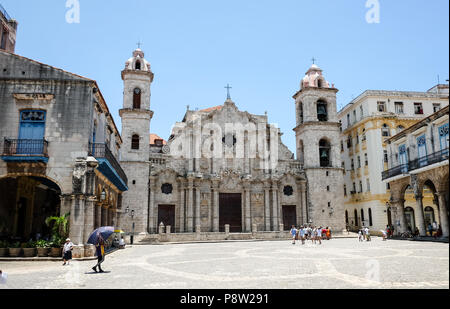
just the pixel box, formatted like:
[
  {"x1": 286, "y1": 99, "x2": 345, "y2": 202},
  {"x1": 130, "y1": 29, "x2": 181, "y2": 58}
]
[
  {"x1": 119, "y1": 236, "x2": 126, "y2": 249},
  {"x1": 316, "y1": 227, "x2": 322, "y2": 245},
  {"x1": 63, "y1": 238, "x2": 74, "y2": 266}
]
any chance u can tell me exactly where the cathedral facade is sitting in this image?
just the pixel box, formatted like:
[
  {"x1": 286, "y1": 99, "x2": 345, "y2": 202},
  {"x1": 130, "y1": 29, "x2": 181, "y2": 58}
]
[{"x1": 119, "y1": 49, "x2": 346, "y2": 239}]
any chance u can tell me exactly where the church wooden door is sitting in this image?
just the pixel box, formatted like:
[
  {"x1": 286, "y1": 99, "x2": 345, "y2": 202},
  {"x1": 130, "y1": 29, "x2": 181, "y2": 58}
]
[
  {"x1": 282, "y1": 205, "x2": 297, "y2": 231},
  {"x1": 158, "y1": 205, "x2": 175, "y2": 228},
  {"x1": 219, "y1": 193, "x2": 242, "y2": 233}
]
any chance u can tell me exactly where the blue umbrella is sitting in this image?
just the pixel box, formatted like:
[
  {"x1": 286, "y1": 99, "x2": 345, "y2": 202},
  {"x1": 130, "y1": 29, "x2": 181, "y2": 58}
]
[{"x1": 87, "y1": 226, "x2": 115, "y2": 245}]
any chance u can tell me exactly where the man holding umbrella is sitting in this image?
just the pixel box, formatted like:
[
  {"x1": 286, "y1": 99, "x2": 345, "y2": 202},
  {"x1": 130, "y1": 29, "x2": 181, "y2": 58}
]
[
  {"x1": 88, "y1": 226, "x2": 115, "y2": 273},
  {"x1": 92, "y1": 239, "x2": 105, "y2": 273}
]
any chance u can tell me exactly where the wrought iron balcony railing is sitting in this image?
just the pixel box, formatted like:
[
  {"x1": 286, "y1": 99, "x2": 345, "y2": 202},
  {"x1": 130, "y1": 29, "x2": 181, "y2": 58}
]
[
  {"x1": 89, "y1": 143, "x2": 128, "y2": 186},
  {"x1": 382, "y1": 148, "x2": 449, "y2": 181},
  {"x1": 2, "y1": 138, "x2": 49, "y2": 157}
]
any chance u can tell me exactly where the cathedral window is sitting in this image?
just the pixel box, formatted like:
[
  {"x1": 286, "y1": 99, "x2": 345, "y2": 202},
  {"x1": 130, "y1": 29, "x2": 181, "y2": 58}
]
[
  {"x1": 135, "y1": 60, "x2": 141, "y2": 70},
  {"x1": 317, "y1": 100, "x2": 328, "y2": 122},
  {"x1": 319, "y1": 139, "x2": 331, "y2": 167},
  {"x1": 161, "y1": 183, "x2": 173, "y2": 195},
  {"x1": 133, "y1": 88, "x2": 141, "y2": 109},
  {"x1": 131, "y1": 134, "x2": 140, "y2": 150},
  {"x1": 283, "y1": 186, "x2": 294, "y2": 196}
]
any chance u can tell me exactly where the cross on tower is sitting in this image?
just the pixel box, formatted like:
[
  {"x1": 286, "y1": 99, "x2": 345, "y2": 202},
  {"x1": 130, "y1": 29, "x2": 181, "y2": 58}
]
[
  {"x1": 137, "y1": 41, "x2": 143, "y2": 49},
  {"x1": 225, "y1": 84, "x2": 232, "y2": 100},
  {"x1": 311, "y1": 57, "x2": 316, "y2": 65}
]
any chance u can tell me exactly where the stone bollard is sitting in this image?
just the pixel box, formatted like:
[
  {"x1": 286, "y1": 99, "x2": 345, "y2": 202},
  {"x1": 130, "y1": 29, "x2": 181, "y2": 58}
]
[
  {"x1": 166, "y1": 225, "x2": 172, "y2": 234},
  {"x1": 84, "y1": 244, "x2": 95, "y2": 257},
  {"x1": 279, "y1": 224, "x2": 284, "y2": 232},
  {"x1": 225, "y1": 224, "x2": 230, "y2": 235},
  {"x1": 159, "y1": 222, "x2": 165, "y2": 234},
  {"x1": 72, "y1": 245, "x2": 85, "y2": 259},
  {"x1": 252, "y1": 223, "x2": 258, "y2": 233}
]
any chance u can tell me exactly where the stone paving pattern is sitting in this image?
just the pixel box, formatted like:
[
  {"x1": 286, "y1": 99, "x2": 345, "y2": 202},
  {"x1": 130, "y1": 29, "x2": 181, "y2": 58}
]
[{"x1": 0, "y1": 238, "x2": 448, "y2": 289}]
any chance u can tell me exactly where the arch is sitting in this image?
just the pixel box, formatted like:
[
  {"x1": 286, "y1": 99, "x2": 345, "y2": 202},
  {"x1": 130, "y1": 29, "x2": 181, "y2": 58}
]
[
  {"x1": 354, "y1": 209, "x2": 359, "y2": 227},
  {"x1": 361, "y1": 209, "x2": 365, "y2": 226},
  {"x1": 424, "y1": 206, "x2": 436, "y2": 228},
  {"x1": 0, "y1": 175, "x2": 62, "y2": 241},
  {"x1": 317, "y1": 78, "x2": 323, "y2": 88},
  {"x1": 135, "y1": 60, "x2": 141, "y2": 70},
  {"x1": 368, "y1": 208, "x2": 373, "y2": 226},
  {"x1": 317, "y1": 99, "x2": 328, "y2": 122},
  {"x1": 404, "y1": 207, "x2": 415, "y2": 232},
  {"x1": 133, "y1": 88, "x2": 142, "y2": 109},
  {"x1": 131, "y1": 134, "x2": 140, "y2": 150},
  {"x1": 319, "y1": 138, "x2": 331, "y2": 167},
  {"x1": 345, "y1": 210, "x2": 349, "y2": 224}
]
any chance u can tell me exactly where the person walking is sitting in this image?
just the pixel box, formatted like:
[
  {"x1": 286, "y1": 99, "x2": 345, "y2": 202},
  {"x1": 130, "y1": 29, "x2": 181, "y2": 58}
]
[
  {"x1": 92, "y1": 239, "x2": 106, "y2": 273},
  {"x1": 365, "y1": 227, "x2": 371, "y2": 241},
  {"x1": 290, "y1": 226, "x2": 297, "y2": 245},
  {"x1": 300, "y1": 226, "x2": 306, "y2": 245},
  {"x1": 62, "y1": 238, "x2": 73, "y2": 266},
  {"x1": 358, "y1": 229, "x2": 364, "y2": 242},
  {"x1": 316, "y1": 227, "x2": 322, "y2": 245}
]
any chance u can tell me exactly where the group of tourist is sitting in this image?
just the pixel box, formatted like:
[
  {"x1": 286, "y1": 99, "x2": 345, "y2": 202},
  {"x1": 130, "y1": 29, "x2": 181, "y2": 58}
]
[
  {"x1": 358, "y1": 227, "x2": 372, "y2": 242},
  {"x1": 290, "y1": 226, "x2": 332, "y2": 245}
]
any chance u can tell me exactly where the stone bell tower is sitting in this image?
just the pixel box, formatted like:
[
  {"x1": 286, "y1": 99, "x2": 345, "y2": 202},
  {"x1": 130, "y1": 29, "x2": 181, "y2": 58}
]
[
  {"x1": 119, "y1": 48, "x2": 154, "y2": 236},
  {"x1": 293, "y1": 63, "x2": 345, "y2": 232}
]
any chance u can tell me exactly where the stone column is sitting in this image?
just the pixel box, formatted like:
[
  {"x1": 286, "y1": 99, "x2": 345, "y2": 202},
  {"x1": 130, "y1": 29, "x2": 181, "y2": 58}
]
[
  {"x1": 149, "y1": 178, "x2": 157, "y2": 234},
  {"x1": 69, "y1": 196, "x2": 86, "y2": 246},
  {"x1": 83, "y1": 197, "x2": 96, "y2": 244},
  {"x1": 272, "y1": 187, "x2": 278, "y2": 231},
  {"x1": 301, "y1": 182, "x2": 308, "y2": 225},
  {"x1": 245, "y1": 187, "x2": 251, "y2": 232},
  {"x1": 195, "y1": 187, "x2": 201, "y2": 230},
  {"x1": 213, "y1": 185, "x2": 219, "y2": 232},
  {"x1": 95, "y1": 204, "x2": 102, "y2": 229},
  {"x1": 414, "y1": 194, "x2": 426, "y2": 236},
  {"x1": 187, "y1": 180, "x2": 194, "y2": 232},
  {"x1": 179, "y1": 186, "x2": 185, "y2": 233},
  {"x1": 437, "y1": 192, "x2": 449, "y2": 237},
  {"x1": 392, "y1": 199, "x2": 407, "y2": 235},
  {"x1": 264, "y1": 186, "x2": 271, "y2": 231}
]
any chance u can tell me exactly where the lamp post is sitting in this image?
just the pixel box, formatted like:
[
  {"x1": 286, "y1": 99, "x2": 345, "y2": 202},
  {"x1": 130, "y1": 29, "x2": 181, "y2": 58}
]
[{"x1": 125, "y1": 206, "x2": 135, "y2": 245}]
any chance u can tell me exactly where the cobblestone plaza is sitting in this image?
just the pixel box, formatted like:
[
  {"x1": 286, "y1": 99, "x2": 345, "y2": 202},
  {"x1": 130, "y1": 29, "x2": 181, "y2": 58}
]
[{"x1": 1, "y1": 238, "x2": 448, "y2": 289}]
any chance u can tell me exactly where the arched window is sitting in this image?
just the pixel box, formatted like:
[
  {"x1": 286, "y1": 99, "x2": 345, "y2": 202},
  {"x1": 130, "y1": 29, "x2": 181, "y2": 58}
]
[
  {"x1": 361, "y1": 209, "x2": 365, "y2": 226},
  {"x1": 345, "y1": 210, "x2": 349, "y2": 224},
  {"x1": 317, "y1": 79, "x2": 323, "y2": 88},
  {"x1": 319, "y1": 139, "x2": 331, "y2": 167},
  {"x1": 133, "y1": 88, "x2": 141, "y2": 109},
  {"x1": 382, "y1": 124, "x2": 390, "y2": 137},
  {"x1": 131, "y1": 134, "x2": 140, "y2": 150},
  {"x1": 368, "y1": 208, "x2": 373, "y2": 226},
  {"x1": 135, "y1": 60, "x2": 141, "y2": 70},
  {"x1": 317, "y1": 100, "x2": 328, "y2": 122},
  {"x1": 354, "y1": 209, "x2": 358, "y2": 226}
]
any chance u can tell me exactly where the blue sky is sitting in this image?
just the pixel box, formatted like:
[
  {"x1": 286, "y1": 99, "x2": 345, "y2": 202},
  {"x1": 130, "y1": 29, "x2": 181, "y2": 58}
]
[{"x1": 2, "y1": 0, "x2": 449, "y2": 152}]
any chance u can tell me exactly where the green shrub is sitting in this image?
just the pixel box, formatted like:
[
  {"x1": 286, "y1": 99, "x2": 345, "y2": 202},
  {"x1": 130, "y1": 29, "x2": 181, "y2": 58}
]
[{"x1": 36, "y1": 240, "x2": 51, "y2": 248}]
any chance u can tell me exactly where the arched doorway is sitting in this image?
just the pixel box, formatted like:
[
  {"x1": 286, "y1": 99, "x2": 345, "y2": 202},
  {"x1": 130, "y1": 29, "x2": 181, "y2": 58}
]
[
  {"x1": 404, "y1": 207, "x2": 415, "y2": 232},
  {"x1": 424, "y1": 206, "x2": 435, "y2": 228},
  {"x1": 0, "y1": 176, "x2": 61, "y2": 242}
]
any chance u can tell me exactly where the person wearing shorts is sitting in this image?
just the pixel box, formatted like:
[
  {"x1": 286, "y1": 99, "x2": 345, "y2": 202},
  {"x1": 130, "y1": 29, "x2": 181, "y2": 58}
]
[{"x1": 290, "y1": 226, "x2": 297, "y2": 245}]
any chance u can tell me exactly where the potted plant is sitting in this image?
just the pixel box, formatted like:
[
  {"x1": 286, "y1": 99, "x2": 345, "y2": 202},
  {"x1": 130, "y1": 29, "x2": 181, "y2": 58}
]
[
  {"x1": 8, "y1": 242, "x2": 22, "y2": 257},
  {"x1": 22, "y1": 240, "x2": 37, "y2": 257},
  {"x1": 49, "y1": 237, "x2": 63, "y2": 257},
  {"x1": 0, "y1": 240, "x2": 8, "y2": 257},
  {"x1": 45, "y1": 213, "x2": 70, "y2": 258},
  {"x1": 36, "y1": 240, "x2": 51, "y2": 257}
]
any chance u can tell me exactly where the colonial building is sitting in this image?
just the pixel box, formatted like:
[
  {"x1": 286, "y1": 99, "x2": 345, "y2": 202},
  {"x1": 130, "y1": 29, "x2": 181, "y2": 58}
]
[
  {"x1": 338, "y1": 88, "x2": 449, "y2": 233},
  {"x1": 118, "y1": 50, "x2": 345, "y2": 240},
  {"x1": 0, "y1": 4, "x2": 17, "y2": 53},
  {"x1": 383, "y1": 105, "x2": 449, "y2": 237},
  {"x1": 0, "y1": 50, "x2": 128, "y2": 256}
]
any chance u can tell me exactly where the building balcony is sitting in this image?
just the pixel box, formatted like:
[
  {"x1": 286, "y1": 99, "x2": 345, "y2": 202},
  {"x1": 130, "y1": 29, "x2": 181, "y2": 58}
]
[
  {"x1": 382, "y1": 148, "x2": 449, "y2": 181},
  {"x1": 89, "y1": 143, "x2": 128, "y2": 192},
  {"x1": 1, "y1": 138, "x2": 49, "y2": 163}
]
